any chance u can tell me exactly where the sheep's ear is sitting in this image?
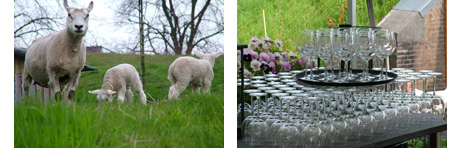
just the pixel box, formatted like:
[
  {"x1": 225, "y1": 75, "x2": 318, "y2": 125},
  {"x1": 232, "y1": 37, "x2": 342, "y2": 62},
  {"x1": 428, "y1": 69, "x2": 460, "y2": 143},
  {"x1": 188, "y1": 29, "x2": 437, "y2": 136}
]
[
  {"x1": 87, "y1": 1, "x2": 94, "y2": 12},
  {"x1": 212, "y1": 51, "x2": 222, "y2": 58},
  {"x1": 193, "y1": 50, "x2": 203, "y2": 57},
  {"x1": 88, "y1": 90, "x2": 101, "y2": 95},
  {"x1": 107, "y1": 90, "x2": 117, "y2": 95},
  {"x1": 63, "y1": 0, "x2": 70, "y2": 12}
]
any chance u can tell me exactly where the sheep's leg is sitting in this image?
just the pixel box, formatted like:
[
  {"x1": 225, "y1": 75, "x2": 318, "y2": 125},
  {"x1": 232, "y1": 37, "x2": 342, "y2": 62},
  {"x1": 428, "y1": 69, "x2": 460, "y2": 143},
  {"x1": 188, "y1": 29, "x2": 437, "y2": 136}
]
[
  {"x1": 67, "y1": 72, "x2": 81, "y2": 101},
  {"x1": 202, "y1": 79, "x2": 212, "y2": 94},
  {"x1": 191, "y1": 84, "x2": 201, "y2": 94},
  {"x1": 22, "y1": 71, "x2": 33, "y2": 103},
  {"x1": 168, "y1": 80, "x2": 188, "y2": 100},
  {"x1": 132, "y1": 84, "x2": 147, "y2": 105},
  {"x1": 126, "y1": 88, "x2": 134, "y2": 103},
  {"x1": 117, "y1": 87, "x2": 126, "y2": 104},
  {"x1": 48, "y1": 72, "x2": 62, "y2": 102}
]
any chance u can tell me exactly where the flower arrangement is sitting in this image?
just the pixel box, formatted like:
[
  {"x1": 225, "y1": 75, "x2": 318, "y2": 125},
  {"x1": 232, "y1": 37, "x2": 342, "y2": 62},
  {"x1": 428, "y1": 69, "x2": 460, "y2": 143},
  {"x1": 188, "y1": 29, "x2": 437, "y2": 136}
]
[{"x1": 238, "y1": 36, "x2": 316, "y2": 78}]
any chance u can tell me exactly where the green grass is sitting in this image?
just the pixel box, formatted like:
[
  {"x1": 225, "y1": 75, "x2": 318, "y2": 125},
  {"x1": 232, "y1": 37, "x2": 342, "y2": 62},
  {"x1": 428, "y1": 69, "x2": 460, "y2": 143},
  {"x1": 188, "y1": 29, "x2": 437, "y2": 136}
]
[
  {"x1": 237, "y1": 0, "x2": 399, "y2": 50},
  {"x1": 15, "y1": 53, "x2": 224, "y2": 147}
]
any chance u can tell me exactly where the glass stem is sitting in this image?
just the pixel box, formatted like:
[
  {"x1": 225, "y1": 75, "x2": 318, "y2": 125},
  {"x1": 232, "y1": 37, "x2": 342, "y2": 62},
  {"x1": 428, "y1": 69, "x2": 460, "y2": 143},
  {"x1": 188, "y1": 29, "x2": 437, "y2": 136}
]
[
  {"x1": 273, "y1": 95, "x2": 276, "y2": 115},
  {"x1": 287, "y1": 100, "x2": 291, "y2": 122},
  {"x1": 364, "y1": 60, "x2": 369, "y2": 80},
  {"x1": 344, "y1": 60, "x2": 349, "y2": 81},
  {"x1": 257, "y1": 96, "x2": 261, "y2": 118},
  {"x1": 309, "y1": 57, "x2": 315, "y2": 79},
  {"x1": 380, "y1": 58, "x2": 385, "y2": 79},
  {"x1": 433, "y1": 76, "x2": 437, "y2": 96},
  {"x1": 324, "y1": 60, "x2": 329, "y2": 81},
  {"x1": 423, "y1": 78, "x2": 427, "y2": 96},
  {"x1": 251, "y1": 96, "x2": 254, "y2": 116}
]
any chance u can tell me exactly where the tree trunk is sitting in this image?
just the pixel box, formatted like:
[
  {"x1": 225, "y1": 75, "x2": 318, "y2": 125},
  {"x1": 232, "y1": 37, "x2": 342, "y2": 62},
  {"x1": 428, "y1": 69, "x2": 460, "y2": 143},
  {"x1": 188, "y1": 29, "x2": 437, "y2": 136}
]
[{"x1": 139, "y1": 0, "x2": 145, "y2": 90}]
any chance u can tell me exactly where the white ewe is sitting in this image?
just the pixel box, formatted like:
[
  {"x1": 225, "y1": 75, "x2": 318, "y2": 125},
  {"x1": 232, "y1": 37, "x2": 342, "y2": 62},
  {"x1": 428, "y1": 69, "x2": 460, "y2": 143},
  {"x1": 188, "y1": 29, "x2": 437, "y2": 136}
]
[
  {"x1": 168, "y1": 50, "x2": 222, "y2": 100},
  {"x1": 88, "y1": 64, "x2": 147, "y2": 105},
  {"x1": 22, "y1": 0, "x2": 93, "y2": 102}
]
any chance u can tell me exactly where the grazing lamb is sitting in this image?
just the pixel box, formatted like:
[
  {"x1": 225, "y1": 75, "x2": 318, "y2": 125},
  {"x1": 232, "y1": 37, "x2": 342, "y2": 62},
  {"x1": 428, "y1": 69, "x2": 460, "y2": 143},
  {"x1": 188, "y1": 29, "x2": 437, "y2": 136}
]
[
  {"x1": 22, "y1": 0, "x2": 93, "y2": 102},
  {"x1": 168, "y1": 50, "x2": 222, "y2": 100},
  {"x1": 88, "y1": 64, "x2": 147, "y2": 105}
]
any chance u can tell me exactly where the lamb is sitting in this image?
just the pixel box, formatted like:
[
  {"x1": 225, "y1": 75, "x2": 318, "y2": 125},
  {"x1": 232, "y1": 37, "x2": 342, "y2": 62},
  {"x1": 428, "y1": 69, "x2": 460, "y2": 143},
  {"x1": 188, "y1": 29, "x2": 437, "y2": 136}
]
[
  {"x1": 88, "y1": 64, "x2": 147, "y2": 105},
  {"x1": 168, "y1": 50, "x2": 222, "y2": 100},
  {"x1": 22, "y1": 0, "x2": 93, "y2": 102}
]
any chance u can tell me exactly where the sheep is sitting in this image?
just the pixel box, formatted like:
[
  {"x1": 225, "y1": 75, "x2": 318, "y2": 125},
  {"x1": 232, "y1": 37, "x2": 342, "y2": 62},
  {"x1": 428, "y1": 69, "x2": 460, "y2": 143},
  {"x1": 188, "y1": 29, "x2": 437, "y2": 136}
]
[
  {"x1": 168, "y1": 50, "x2": 222, "y2": 100},
  {"x1": 22, "y1": 0, "x2": 93, "y2": 103},
  {"x1": 88, "y1": 64, "x2": 147, "y2": 105}
]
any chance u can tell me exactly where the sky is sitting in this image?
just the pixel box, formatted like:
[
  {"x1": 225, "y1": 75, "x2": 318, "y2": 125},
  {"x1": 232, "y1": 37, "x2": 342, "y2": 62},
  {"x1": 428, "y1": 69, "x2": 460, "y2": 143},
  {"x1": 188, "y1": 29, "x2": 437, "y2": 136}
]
[{"x1": 14, "y1": 0, "x2": 224, "y2": 54}]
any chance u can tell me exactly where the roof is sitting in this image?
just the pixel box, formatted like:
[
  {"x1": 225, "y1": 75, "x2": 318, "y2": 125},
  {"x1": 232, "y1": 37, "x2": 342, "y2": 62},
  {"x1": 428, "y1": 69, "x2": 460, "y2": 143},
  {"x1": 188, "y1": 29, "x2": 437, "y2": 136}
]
[
  {"x1": 14, "y1": 47, "x2": 98, "y2": 72},
  {"x1": 393, "y1": 0, "x2": 440, "y2": 17}
]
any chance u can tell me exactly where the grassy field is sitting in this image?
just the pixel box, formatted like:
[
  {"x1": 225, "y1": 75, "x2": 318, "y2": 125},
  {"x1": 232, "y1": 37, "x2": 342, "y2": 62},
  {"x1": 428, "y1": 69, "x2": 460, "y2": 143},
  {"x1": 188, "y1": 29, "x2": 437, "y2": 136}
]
[
  {"x1": 237, "y1": 0, "x2": 399, "y2": 50},
  {"x1": 15, "y1": 53, "x2": 224, "y2": 147}
]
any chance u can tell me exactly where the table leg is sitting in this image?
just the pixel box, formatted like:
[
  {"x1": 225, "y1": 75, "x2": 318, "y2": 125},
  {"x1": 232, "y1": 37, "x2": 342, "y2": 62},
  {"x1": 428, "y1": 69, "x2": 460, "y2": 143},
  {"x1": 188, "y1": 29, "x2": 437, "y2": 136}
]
[{"x1": 429, "y1": 132, "x2": 441, "y2": 148}]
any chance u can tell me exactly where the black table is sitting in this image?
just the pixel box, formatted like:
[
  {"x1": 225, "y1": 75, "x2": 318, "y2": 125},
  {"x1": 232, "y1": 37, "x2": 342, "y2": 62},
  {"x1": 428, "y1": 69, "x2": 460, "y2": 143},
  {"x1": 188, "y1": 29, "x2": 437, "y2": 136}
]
[{"x1": 237, "y1": 118, "x2": 446, "y2": 148}]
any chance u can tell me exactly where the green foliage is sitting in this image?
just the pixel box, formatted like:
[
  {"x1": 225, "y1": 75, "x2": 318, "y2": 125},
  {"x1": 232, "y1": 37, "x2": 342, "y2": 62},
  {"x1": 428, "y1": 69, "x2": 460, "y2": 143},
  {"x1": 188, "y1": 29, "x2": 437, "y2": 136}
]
[
  {"x1": 237, "y1": 0, "x2": 399, "y2": 51},
  {"x1": 406, "y1": 137, "x2": 447, "y2": 148},
  {"x1": 15, "y1": 53, "x2": 224, "y2": 147}
]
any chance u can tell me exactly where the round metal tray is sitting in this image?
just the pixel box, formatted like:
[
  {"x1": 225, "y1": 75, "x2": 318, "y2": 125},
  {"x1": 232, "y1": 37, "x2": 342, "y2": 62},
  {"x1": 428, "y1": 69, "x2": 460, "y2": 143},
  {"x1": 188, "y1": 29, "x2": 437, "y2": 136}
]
[{"x1": 295, "y1": 69, "x2": 398, "y2": 87}]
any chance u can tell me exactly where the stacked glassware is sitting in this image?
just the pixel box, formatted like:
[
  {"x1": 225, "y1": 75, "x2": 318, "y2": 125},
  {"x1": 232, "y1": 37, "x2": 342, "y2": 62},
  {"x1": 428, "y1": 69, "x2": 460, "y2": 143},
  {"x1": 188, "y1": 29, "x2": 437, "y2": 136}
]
[{"x1": 237, "y1": 28, "x2": 446, "y2": 148}]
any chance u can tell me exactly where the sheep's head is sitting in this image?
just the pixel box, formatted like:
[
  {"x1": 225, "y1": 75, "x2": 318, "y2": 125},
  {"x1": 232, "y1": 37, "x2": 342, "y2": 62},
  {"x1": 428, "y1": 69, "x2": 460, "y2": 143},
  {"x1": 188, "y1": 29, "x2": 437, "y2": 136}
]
[
  {"x1": 88, "y1": 89, "x2": 116, "y2": 102},
  {"x1": 193, "y1": 50, "x2": 222, "y2": 67},
  {"x1": 63, "y1": 0, "x2": 93, "y2": 36}
]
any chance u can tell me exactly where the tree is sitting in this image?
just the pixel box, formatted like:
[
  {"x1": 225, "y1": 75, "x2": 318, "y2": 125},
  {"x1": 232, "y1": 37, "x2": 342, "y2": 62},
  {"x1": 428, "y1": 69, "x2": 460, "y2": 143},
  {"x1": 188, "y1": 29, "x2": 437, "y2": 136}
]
[
  {"x1": 115, "y1": 0, "x2": 224, "y2": 55},
  {"x1": 138, "y1": 0, "x2": 146, "y2": 90},
  {"x1": 14, "y1": 0, "x2": 65, "y2": 48}
]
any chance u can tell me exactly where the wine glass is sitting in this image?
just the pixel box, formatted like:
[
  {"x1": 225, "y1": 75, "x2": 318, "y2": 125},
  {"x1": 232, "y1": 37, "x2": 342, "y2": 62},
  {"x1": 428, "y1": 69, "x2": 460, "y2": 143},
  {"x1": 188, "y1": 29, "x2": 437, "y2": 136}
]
[
  {"x1": 247, "y1": 118, "x2": 269, "y2": 147},
  {"x1": 374, "y1": 29, "x2": 391, "y2": 80},
  {"x1": 278, "y1": 123, "x2": 300, "y2": 147},
  {"x1": 336, "y1": 28, "x2": 357, "y2": 82},
  {"x1": 297, "y1": 29, "x2": 318, "y2": 80},
  {"x1": 317, "y1": 29, "x2": 334, "y2": 82},
  {"x1": 428, "y1": 72, "x2": 442, "y2": 96},
  {"x1": 357, "y1": 28, "x2": 376, "y2": 82}
]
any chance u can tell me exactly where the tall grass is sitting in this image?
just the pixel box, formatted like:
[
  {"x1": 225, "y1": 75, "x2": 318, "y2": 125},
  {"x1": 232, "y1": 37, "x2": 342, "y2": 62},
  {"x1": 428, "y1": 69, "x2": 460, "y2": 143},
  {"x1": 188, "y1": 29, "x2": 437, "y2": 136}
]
[
  {"x1": 15, "y1": 53, "x2": 224, "y2": 147},
  {"x1": 237, "y1": 0, "x2": 399, "y2": 50}
]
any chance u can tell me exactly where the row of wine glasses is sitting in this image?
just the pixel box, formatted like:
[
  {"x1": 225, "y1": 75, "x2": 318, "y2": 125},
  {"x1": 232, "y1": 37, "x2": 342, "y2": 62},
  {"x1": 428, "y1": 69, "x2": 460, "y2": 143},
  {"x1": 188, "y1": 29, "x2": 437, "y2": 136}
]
[
  {"x1": 296, "y1": 28, "x2": 397, "y2": 83},
  {"x1": 237, "y1": 69, "x2": 445, "y2": 148}
]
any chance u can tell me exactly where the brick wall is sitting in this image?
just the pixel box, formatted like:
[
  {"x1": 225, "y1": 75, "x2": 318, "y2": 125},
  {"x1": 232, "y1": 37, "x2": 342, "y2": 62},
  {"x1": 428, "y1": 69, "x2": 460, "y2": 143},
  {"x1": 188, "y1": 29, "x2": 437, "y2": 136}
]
[
  {"x1": 86, "y1": 46, "x2": 103, "y2": 53},
  {"x1": 396, "y1": 0, "x2": 446, "y2": 91}
]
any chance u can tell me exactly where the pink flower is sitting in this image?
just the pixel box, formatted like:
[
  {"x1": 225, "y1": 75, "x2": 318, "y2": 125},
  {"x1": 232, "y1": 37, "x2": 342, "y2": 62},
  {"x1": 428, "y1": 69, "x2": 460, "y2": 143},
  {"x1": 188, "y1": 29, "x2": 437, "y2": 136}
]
[
  {"x1": 259, "y1": 52, "x2": 270, "y2": 63},
  {"x1": 288, "y1": 52, "x2": 297, "y2": 59},
  {"x1": 275, "y1": 39, "x2": 283, "y2": 50},
  {"x1": 299, "y1": 55, "x2": 306, "y2": 67},
  {"x1": 282, "y1": 52, "x2": 288, "y2": 61},
  {"x1": 251, "y1": 60, "x2": 261, "y2": 71},
  {"x1": 244, "y1": 68, "x2": 253, "y2": 78},
  {"x1": 274, "y1": 52, "x2": 283, "y2": 61},
  {"x1": 268, "y1": 52, "x2": 276, "y2": 62},
  {"x1": 249, "y1": 50, "x2": 258, "y2": 60},
  {"x1": 249, "y1": 37, "x2": 260, "y2": 50},
  {"x1": 262, "y1": 37, "x2": 273, "y2": 49},
  {"x1": 262, "y1": 44, "x2": 269, "y2": 52},
  {"x1": 306, "y1": 58, "x2": 317, "y2": 68},
  {"x1": 281, "y1": 61, "x2": 292, "y2": 72},
  {"x1": 268, "y1": 61, "x2": 276, "y2": 73}
]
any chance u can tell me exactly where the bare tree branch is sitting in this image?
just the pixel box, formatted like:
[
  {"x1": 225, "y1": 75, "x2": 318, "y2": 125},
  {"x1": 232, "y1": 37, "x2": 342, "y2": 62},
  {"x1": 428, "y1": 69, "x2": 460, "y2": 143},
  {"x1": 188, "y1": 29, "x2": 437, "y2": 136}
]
[{"x1": 114, "y1": 0, "x2": 223, "y2": 55}]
